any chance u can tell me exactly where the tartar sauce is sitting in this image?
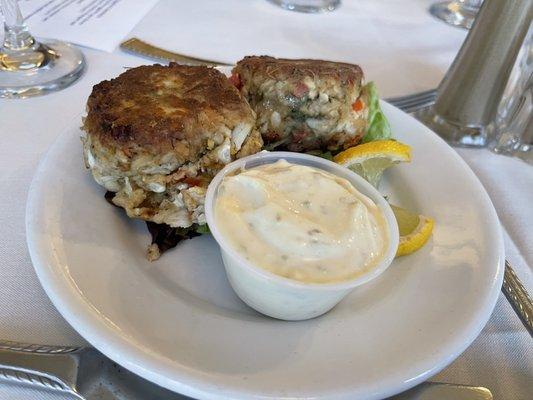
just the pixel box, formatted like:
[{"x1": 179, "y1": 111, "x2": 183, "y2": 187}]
[{"x1": 214, "y1": 160, "x2": 388, "y2": 284}]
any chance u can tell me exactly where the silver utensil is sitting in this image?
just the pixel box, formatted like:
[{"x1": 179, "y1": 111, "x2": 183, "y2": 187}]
[
  {"x1": 0, "y1": 341, "x2": 192, "y2": 399},
  {"x1": 387, "y1": 89, "x2": 437, "y2": 113},
  {"x1": 120, "y1": 38, "x2": 231, "y2": 67},
  {"x1": 502, "y1": 260, "x2": 533, "y2": 336},
  {"x1": 390, "y1": 382, "x2": 492, "y2": 399},
  {"x1": 0, "y1": 340, "x2": 492, "y2": 400}
]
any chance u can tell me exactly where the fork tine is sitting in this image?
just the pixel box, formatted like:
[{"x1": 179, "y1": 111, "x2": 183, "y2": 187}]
[
  {"x1": 385, "y1": 88, "x2": 437, "y2": 104},
  {"x1": 389, "y1": 91, "x2": 437, "y2": 107},
  {"x1": 393, "y1": 93, "x2": 436, "y2": 106},
  {"x1": 400, "y1": 98, "x2": 436, "y2": 113},
  {"x1": 393, "y1": 97, "x2": 436, "y2": 111},
  {"x1": 386, "y1": 89, "x2": 437, "y2": 113}
]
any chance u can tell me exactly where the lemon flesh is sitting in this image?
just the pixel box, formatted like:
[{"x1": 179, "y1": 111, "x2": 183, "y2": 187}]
[
  {"x1": 391, "y1": 205, "x2": 434, "y2": 257},
  {"x1": 334, "y1": 140, "x2": 411, "y2": 187}
]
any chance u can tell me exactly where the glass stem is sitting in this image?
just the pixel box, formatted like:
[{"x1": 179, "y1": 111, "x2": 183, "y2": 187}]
[
  {"x1": 459, "y1": 0, "x2": 483, "y2": 12},
  {"x1": 1, "y1": 0, "x2": 35, "y2": 51}
]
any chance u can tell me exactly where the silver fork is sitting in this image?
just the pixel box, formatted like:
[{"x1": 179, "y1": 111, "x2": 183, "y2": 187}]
[{"x1": 387, "y1": 89, "x2": 437, "y2": 113}]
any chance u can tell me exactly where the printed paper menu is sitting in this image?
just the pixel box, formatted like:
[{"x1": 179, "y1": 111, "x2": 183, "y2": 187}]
[{"x1": 19, "y1": 0, "x2": 159, "y2": 52}]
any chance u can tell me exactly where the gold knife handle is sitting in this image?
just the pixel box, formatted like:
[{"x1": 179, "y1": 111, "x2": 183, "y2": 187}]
[
  {"x1": 120, "y1": 38, "x2": 230, "y2": 67},
  {"x1": 502, "y1": 260, "x2": 533, "y2": 336}
]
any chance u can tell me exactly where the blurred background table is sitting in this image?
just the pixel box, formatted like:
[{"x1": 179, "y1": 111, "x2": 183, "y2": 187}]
[{"x1": 0, "y1": 1, "x2": 531, "y2": 399}]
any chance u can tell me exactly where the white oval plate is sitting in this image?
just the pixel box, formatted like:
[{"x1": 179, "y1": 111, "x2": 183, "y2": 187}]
[{"x1": 26, "y1": 102, "x2": 504, "y2": 400}]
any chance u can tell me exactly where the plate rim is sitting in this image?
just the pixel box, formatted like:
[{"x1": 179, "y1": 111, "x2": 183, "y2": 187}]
[{"x1": 26, "y1": 102, "x2": 505, "y2": 400}]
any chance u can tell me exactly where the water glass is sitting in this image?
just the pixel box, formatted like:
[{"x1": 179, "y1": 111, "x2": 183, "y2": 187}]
[
  {"x1": 0, "y1": 0, "x2": 85, "y2": 98},
  {"x1": 267, "y1": 0, "x2": 340, "y2": 13}
]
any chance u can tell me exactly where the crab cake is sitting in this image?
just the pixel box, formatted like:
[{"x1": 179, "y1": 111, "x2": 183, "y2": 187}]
[
  {"x1": 82, "y1": 63, "x2": 263, "y2": 230},
  {"x1": 231, "y1": 56, "x2": 369, "y2": 152}
]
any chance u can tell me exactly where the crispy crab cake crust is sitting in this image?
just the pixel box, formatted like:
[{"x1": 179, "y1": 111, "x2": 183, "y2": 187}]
[
  {"x1": 85, "y1": 63, "x2": 258, "y2": 161},
  {"x1": 83, "y1": 63, "x2": 262, "y2": 232},
  {"x1": 235, "y1": 56, "x2": 363, "y2": 86}
]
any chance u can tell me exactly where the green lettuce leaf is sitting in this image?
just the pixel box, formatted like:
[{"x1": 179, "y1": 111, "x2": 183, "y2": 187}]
[
  {"x1": 305, "y1": 149, "x2": 334, "y2": 160},
  {"x1": 195, "y1": 224, "x2": 210, "y2": 234},
  {"x1": 362, "y1": 82, "x2": 392, "y2": 143}
]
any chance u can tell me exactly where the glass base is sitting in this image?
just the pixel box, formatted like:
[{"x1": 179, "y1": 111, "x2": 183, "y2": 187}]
[
  {"x1": 267, "y1": 0, "x2": 340, "y2": 13},
  {"x1": 490, "y1": 131, "x2": 532, "y2": 153},
  {"x1": 429, "y1": 1, "x2": 479, "y2": 29},
  {"x1": 415, "y1": 106, "x2": 492, "y2": 148},
  {"x1": 0, "y1": 39, "x2": 85, "y2": 99},
  {"x1": 489, "y1": 122, "x2": 533, "y2": 164}
]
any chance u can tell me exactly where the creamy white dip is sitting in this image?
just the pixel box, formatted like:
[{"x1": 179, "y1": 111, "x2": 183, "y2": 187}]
[{"x1": 214, "y1": 160, "x2": 388, "y2": 284}]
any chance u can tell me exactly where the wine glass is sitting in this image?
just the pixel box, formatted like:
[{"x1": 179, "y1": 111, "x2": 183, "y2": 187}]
[
  {"x1": 267, "y1": 0, "x2": 340, "y2": 13},
  {"x1": 0, "y1": 0, "x2": 85, "y2": 98},
  {"x1": 429, "y1": 0, "x2": 483, "y2": 29}
]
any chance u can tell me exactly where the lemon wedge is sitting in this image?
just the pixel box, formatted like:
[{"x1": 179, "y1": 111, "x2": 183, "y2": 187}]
[
  {"x1": 391, "y1": 205, "x2": 434, "y2": 257},
  {"x1": 333, "y1": 140, "x2": 411, "y2": 187}
]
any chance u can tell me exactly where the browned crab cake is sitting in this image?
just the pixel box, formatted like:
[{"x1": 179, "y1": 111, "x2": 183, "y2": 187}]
[
  {"x1": 231, "y1": 56, "x2": 369, "y2": 152},
  {"x1": 82, "y1": 63, "x2": 262, "y2": 229}
]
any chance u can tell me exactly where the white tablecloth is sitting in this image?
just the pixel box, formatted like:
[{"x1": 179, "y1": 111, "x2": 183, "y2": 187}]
[
  {"x1": 127, "y1": 0, "x2": 467, "y2": 97},
  {"x1": 0, "y1": 1, "x2": 531, "y2": 399}
]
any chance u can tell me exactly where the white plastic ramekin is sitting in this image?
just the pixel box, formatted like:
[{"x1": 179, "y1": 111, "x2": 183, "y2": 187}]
[{"x1": 205, "y1": 151, "x2": 399, "y2": 321}]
